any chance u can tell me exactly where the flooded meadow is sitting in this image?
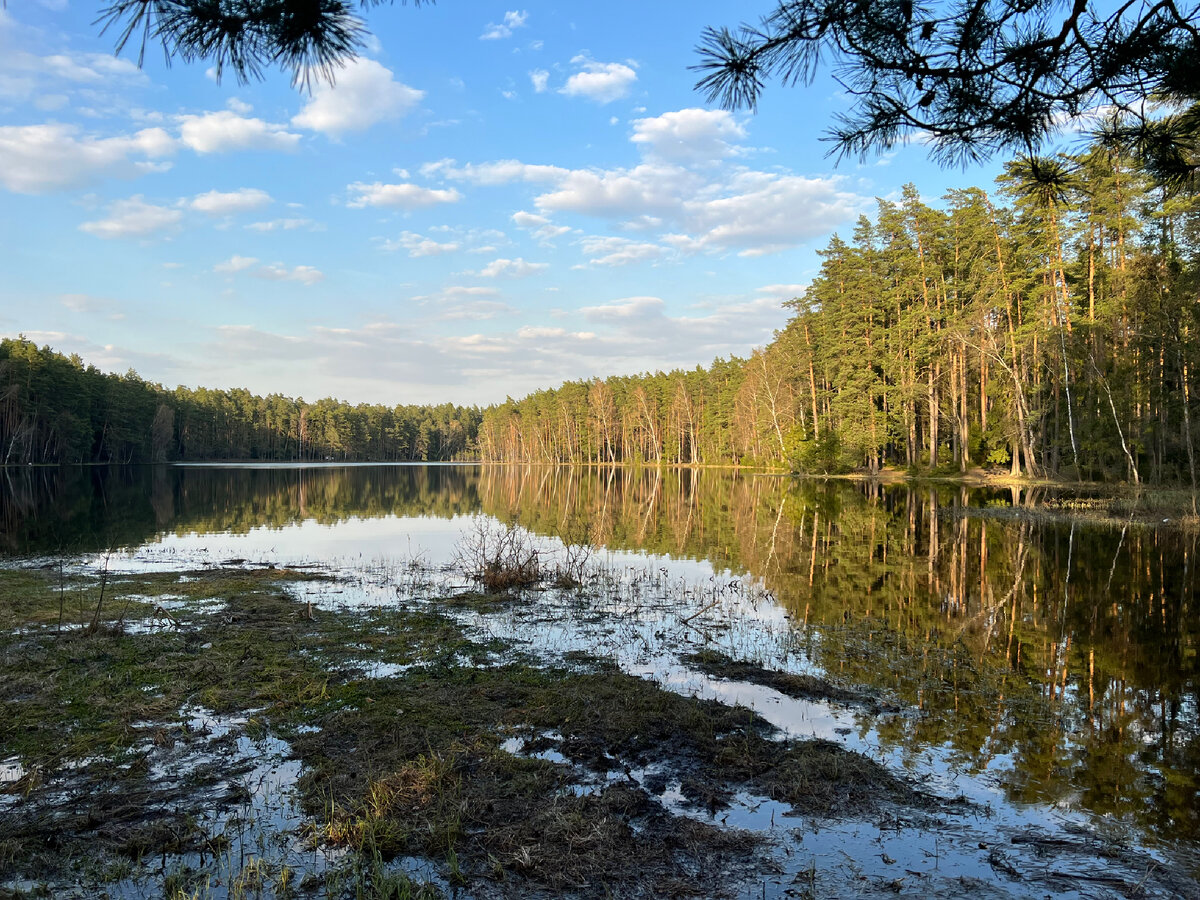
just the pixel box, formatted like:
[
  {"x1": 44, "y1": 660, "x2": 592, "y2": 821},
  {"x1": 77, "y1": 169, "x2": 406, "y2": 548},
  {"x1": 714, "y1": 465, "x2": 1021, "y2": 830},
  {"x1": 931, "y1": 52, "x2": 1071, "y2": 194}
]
[{"x1": 0, "y1": 463, "x2": 1197, "y2": 898}]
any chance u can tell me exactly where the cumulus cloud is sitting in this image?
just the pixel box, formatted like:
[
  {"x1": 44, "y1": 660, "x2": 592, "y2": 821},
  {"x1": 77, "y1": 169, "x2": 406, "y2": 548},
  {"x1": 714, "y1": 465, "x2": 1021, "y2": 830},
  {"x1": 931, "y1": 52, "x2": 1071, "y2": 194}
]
[
  {"x1": 0, "y1": 124, "x2": 174, "y2": 193},
  {"x1": 346, "y1": 181, "x2": 462, "y2": 209},
  {"x1": 511, "y1": 210, "x2": 572, "y2": 241},
  {"x1": 380, "y1": 230, "x2": 461, "y2": 256},
  {"x1": 418, "y1": 144, "x2": 864, "y2": 257},
  {"x1": 59, "y1": 293, "x2": 126, "y2": 319},
  {"x1": 631, "y1": 108, "x2": 746, "y2": 162},
  {"x1": 532, "y1": 163, "x2": 860, "y2": 256},
  {"x1": 291, "y1": 59, "x2": 423, "y2": 135},
  {"x1": 185, "y1": 285, "x2": 790, "y2": 405},
  {"x1": 578, "y1": 235, "x2": 664, "y2": 267},
  {"x1": 206, "y1": 322, "x2": 471, "y2": 403},
  {"x1": 529, "y1": 69, "x2": 549, "y2": 93},
  {"x1": 480, "y1": 10, "x2": 528, "y2": 40},
  {"x1": 0, "y1": 46, "x2": 148, "y2": 109},
  {"x1": 534, "y1": 163, "x2": 703, "y2": 218},
  {"x1": 245, "y1": 218, "x2": 317, "y2": 232},
  {"x1": 213, "y1": 255, "x2": 321, "y2": 285},
  {"x1": 214, "y1": 254, "x2": 259, "y2": 273},
  {"x1": 560, "y1": 56, "x2": 637, "y2": 103},
  {"x1": 576, "y1": 293, "x2": 791, "y2": 360},
  {"x1": 477, "y1": 257, "x2": 548, "y2": 278},
  {"x1": 177, "y1": 109, "x2": 301, "y2": 153},
  {"x1": 79, "y1": 196, "x2": 182, "y2": 239},
  {"x1": 667, "y1": 172, "x2": 866, "y2": 256},
  {"x1": 41, "y1": 52, "x2": 144, "y2": 83},
  {"x1": 420, "y1": 157, "x2": 566, "y2": 185},
  {"x1": 256, "y1": 263, "x2": 324, "y2": 285},
  {"x1": 580, "y1": 295, "x2": 665, "y2": 321},
  {"x1": 191, "y1": 187, "x2": 272, "y2": 215},
  {"x1": 756, "y1": 283, "x2": 809, "y2": 301}
]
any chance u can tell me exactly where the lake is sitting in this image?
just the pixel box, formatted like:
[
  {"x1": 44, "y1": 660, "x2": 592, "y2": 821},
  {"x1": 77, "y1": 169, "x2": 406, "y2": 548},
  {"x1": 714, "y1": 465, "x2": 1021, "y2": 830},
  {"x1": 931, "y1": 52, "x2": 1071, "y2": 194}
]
[{"x1": 1, "y1": 462, "x2": 1198, "y2": 898}]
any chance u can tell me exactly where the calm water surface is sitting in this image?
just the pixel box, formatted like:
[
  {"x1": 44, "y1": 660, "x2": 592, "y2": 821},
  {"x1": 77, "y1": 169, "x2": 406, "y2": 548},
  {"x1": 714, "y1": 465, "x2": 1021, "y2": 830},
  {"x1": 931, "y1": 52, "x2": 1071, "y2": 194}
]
[{"x1": 3, "y1": 462, "x2": 1198, "y2": 877}]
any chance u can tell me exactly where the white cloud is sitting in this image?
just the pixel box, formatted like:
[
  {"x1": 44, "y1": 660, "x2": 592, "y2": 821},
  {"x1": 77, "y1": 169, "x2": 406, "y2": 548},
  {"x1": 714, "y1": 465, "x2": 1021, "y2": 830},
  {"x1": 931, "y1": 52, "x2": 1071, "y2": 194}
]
[
  {"x1": 511, "y1": 210, "x2": 572, "y2": 241},
  {"x1": 477, "y1": 257, "x2": 548, "y2": 278},
  {"x1": 631, "y1": 108, "x2": 747, "y2": 162},
  {"x1": 534, "y1": 163, "x2": 703, "y2": 218},
  {"x1": 0, "y1": 47, "x2": 147, "y2": 107},
  {"x1": 245, "y1": 218, "x2": 316, "y2": 231},
  {"x1": 256, "y1": 263, "x2": 324, "y2": 285},
  {"x1": 580, "y1": 295, "x2": 665, "y2": 321},
  {"x1": 511, "y1": 210, "x2": 551, "y2": 228},
  {"x1": 0, "y1": 124, "x2": 175, "y2": 193},
  {"x1": 191, "y1": 187, "x2": 272, "y2": 215},
  {"x1": 436, "y1": 299, "x2": 516, "y2": 321},
  {"x1": 418, "y1": 146, "x2": 864, "y2": 256},
  {"x1": 420, "y1": 157, "x2": 567, "y2": 185},
  {"x1": 529, "y1": 69, "x2": 549, "y2": 93},
  {"x1": 58, "y1": 293, "x2": 126, "y2": 319},
  {"x1": 177, "y1": 109, "x2": 301, "y2": 153},
  {"x1": 183, "y1": 286, "x2": 790, "y2": 405},
  {"x1": 213, "y1": 256, "x2": 325, "y2": 285},
  {"x1": 756, "y1": 283, "x2": 809, "y2": 301},
  {"x1": 668, "y1": 172, "x2": 866, "y2": 256},
  {"x1": 435, "y1": 285, "x2": 500, "y2": 299},
  {"x1": 381, "y1": 230, "x2": 461, "y2": 256},
  {"x1": 480, "y1": 10, "x2": 528, "y2": 40},
  {"x1": 214, "y1": 255, "x2": 259, "y2": 273},
  {"x1": 41, "y1": 52, "x2": 144, "y2": 83},
  {"x1": 422, "y1": 144, "x2": 865, "y2": 257},
  {"x1": 292, "y1": 59, "x2": 423, "y2": 136},
  {"x1": 560, "y1": 57, "x2": 637, "y2": 103},
  {"x1": 79, "y1": 195, "x2": 182, "y2": 239},
  {"x1": 578, "y1": 235, "x2": 664, "y2": 267},
  {"x1": 346, "y1": 181, "x2": 462, "y2": 209}
]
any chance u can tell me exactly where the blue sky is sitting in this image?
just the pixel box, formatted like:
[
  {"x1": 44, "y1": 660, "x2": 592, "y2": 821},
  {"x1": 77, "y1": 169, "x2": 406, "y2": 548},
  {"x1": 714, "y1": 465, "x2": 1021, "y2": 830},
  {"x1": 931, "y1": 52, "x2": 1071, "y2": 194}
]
[{"x1": 1, "y1": 1, "x2": 1009, "y2": 406}]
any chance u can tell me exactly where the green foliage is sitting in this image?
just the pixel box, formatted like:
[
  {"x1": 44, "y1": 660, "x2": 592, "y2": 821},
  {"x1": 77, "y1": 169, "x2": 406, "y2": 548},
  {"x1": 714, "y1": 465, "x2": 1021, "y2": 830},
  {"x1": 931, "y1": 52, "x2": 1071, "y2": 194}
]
[
  {"x1": 0, "y1": 338, "x2": 481, "y2": 465},
  {"x1": 785, "y1": 428, "x2": 844, "y2": 475}
]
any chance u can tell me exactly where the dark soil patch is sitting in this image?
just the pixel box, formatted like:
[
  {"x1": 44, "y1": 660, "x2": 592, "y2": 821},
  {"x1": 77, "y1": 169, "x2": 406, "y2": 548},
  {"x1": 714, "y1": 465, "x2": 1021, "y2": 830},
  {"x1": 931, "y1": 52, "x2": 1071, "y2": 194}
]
[
  {"x1": 295, "y1": 658, "x2": 925, "y2": 897},
  {"x1": 682, "y1": 648, "x2": 899, "y2": 714}
]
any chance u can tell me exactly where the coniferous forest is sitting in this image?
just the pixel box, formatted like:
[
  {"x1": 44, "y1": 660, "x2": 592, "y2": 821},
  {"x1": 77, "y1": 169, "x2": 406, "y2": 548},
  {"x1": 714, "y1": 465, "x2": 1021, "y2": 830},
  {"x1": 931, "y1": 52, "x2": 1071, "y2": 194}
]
[
  {"x1": 4, "y1": 137, "x2": 1200, "y2": 484},
  {"x1": 0, "y1": 340, "x2": 479, "y2": 464}
]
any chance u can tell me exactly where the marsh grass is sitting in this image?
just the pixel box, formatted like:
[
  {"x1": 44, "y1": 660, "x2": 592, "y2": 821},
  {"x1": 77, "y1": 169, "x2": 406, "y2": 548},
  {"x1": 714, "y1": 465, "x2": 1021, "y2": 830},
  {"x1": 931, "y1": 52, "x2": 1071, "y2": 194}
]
[
  {"x1": 0, "y1": 558, "x2": 1049, "y2": 899},
  {"x1": 290, "y1": 654, "x2": 922, "y2": 896}
]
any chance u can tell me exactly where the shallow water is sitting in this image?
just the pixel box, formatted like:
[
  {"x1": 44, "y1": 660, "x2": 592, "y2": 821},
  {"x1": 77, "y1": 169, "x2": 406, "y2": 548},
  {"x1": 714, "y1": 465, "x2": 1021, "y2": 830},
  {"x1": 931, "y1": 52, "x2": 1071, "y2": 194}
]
[{"x1": 3, "y1": 462, "x2": 1199, "y2": 895}]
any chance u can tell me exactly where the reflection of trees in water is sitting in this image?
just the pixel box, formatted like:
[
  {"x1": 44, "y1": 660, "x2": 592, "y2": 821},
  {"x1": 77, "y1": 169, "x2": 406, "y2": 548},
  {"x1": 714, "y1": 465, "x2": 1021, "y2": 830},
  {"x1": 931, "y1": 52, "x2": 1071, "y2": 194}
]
[
  {"x1": 0, "y1": 464, "x2": 485, "y2": 554},
  {"x1": 5, "y1": 463, "x2": 1197, "y2": 842},
  {"x1": 478, "y1": 468, "x2": 1199, "y2": 844}
]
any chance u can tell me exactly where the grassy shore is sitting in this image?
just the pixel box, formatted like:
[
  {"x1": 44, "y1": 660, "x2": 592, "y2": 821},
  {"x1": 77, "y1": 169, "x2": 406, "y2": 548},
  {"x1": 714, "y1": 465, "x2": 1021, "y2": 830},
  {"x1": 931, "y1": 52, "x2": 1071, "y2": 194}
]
[{"x1": 0, "y1": 563, "x2": 925, "y2": 899}]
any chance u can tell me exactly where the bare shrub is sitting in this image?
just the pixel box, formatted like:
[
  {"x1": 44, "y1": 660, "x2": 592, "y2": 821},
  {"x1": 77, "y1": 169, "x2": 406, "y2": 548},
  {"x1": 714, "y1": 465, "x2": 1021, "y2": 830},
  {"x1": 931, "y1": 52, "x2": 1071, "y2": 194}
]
[
  {"x1": 549, "y1": 537, "x2": 595, "y2": 589},
  {"x1": 454, "y1": 518, "x2": 544, "y2": 593}
]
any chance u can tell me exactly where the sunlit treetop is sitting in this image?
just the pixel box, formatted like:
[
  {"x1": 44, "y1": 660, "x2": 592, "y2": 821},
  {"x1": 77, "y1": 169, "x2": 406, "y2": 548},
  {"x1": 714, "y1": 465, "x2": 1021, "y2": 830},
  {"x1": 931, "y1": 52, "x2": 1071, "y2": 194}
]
[{"x1": 692, "y1": 0, "x2": 1200, "y2": 177}]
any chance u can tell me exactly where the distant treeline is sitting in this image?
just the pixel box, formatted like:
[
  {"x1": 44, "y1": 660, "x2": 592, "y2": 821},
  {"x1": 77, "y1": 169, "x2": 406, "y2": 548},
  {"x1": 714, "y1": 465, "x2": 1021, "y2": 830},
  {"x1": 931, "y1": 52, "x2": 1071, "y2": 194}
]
[
  {"x1": 479, "y1": 143, "x2": 1200, "y2": 485},
  {"x1": 0, "y1": 339, "x2": 479, "y2": 464}
]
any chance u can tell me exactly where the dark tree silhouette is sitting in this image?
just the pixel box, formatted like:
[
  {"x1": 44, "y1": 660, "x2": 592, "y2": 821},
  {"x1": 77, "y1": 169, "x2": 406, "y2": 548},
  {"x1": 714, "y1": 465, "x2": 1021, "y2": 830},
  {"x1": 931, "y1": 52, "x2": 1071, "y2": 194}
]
[
  {"x1": 97, "y1": 0, "x2": 430, "y2": 87},
  {"x1": 693, "y1": 0, "x2": 1200, "y2": 170}
]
